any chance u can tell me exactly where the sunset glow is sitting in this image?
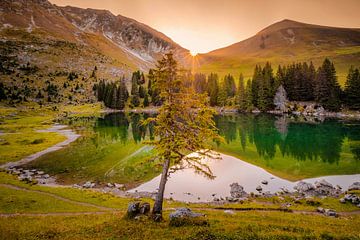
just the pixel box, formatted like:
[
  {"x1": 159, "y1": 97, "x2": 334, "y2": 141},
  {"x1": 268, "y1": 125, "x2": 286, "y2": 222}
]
[{"x1": 49, "y1": 0, "x2": 360, "y2": 54}]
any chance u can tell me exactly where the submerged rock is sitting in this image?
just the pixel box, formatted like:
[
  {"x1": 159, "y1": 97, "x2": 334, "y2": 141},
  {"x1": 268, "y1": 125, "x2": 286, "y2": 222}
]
[
  {"x1": 261, "y1": 180, "x2": 268, "y2": 185},
  {"x1": 256, "y1": 185, "x2": 262, "y2": 192}
]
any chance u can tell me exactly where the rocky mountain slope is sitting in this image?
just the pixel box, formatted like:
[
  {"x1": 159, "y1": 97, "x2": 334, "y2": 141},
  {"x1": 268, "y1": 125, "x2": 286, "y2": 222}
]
[
  {"x1": 0, "y1": 0, "x2": 189, "y2": 104},
  {"x1": 196, "y1": 19, "x2": 360, "y2": 84}
]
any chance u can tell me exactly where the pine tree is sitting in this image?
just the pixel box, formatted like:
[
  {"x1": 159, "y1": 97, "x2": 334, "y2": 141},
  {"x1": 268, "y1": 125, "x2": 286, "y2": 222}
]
[
  {"x1": 193, "y1": 73, "x2": 207, "y2": 94},
  {"x1": 143, "y1": 93, "x2": 150, "y2": 107},
  {"x1": 224, "y1": 74, "x2": 236, "y2": 98},
  {"x1": 344, "y1": 66, "x2": 360, "y2": 110},
  {"x1": 0, "y1": 83, "x2": 6, "y2": 100},
  {"x1": 217, "y1": 82, "x2": 227, "y2": 107},
  {"x1": 206, "y1": 73, "x2": 219, "y2": 106},
  {"x1": 314, "y1": 59, "x2": 342, "y2": 111},
  {"x1": 244, "y1": 79, "x2": 253, "y2": 111},
  {"x1": 237, "y1": 73, "x2": 246, "y2": 111}
]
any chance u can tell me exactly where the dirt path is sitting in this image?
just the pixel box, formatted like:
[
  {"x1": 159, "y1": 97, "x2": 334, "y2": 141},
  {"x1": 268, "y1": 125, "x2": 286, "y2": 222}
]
[
  {"x1": 0, "y1": 183, "x2": 116, "y2": 211},
  {"x1": 0, "y1": 124, "x2": 81, "y2": 169},
  {"x1": 0, "y1": 211, "x2": 121, "y2": 217}
]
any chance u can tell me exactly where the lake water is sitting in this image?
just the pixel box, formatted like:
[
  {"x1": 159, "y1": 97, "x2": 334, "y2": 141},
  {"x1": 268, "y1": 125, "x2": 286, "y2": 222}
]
[
  {"x1": 28, "y1": 113, "x2": 360, "y2": 199},
  {"x1": 129, "y1": 152, "x2": 360, "y2": 202}
]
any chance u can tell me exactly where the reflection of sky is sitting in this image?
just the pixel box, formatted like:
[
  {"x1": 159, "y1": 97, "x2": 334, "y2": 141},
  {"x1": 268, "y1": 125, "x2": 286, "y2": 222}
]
[{"x1": 129, "y1": 153, "x2": 360, "y2": 202}]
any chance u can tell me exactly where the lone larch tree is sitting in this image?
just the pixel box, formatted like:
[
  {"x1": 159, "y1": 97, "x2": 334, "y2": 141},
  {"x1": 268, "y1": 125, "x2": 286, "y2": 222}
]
[{"x1": 146, "y1": 53, "x2": 221, "y2": 221}]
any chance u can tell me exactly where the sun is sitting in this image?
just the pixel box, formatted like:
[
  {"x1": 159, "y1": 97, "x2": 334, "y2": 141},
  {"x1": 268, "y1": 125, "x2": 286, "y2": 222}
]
[{"x1": 190, "y1": 50, "x2": 198, "y2": 56}]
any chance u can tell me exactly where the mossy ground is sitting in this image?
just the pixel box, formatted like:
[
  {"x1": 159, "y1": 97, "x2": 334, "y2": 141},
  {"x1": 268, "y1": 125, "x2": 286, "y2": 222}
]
[{"x1": 0, "y1": 171, "x2": 359, "y2": 239}]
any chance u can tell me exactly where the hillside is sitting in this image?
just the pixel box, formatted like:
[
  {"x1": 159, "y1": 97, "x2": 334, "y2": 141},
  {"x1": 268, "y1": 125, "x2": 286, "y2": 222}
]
[
  {"x1": 0, "y1": 0, "x2": 190, "y2": 104},
  {"x1": 196, "y1": 19, "x2": 360, "y2": 84}
]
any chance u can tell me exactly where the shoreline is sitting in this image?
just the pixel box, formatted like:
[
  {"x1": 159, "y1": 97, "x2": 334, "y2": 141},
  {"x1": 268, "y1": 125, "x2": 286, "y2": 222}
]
[{"x1": 0, "y1": 124, "x2": 81, "y2": 169}]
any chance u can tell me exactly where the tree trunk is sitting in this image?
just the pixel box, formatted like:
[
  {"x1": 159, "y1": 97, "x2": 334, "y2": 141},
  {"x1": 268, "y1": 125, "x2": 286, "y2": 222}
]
[{"x1": 152, "y1": 157, "x2": 171, "y2": 217}]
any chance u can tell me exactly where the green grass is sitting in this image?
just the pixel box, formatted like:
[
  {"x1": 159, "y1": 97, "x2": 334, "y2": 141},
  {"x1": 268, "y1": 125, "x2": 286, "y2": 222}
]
[
  {"x1": 0, "y1": 210, "x2": 359, "y2": 239},
  {"x1": 0, "y1": 170, "x2": 359, "y2": 239},
  {"x1": 0, "y1": 103, "x2": 106, "y2": 165},
  {"x1": 0, "y1": 186, "x2": 98, "y2": 213}
]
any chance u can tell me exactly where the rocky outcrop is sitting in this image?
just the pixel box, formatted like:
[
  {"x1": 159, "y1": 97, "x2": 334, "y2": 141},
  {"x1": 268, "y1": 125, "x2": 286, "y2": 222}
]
[
  {"x1": 348, "y1": 182, "x2": 360, "y2": 191},
  {"x1": 294, "y1": 180, "x2": 341, "y2": 197}
]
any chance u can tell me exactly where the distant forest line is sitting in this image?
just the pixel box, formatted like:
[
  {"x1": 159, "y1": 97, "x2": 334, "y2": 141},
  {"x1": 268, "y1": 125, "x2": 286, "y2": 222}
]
[{"x1": 94, "y1": 58, "x2": 360, "y2": 112}]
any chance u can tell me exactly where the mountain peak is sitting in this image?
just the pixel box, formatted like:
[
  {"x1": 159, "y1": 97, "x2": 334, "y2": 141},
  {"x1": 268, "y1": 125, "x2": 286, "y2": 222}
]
[{"x1": 257, "y1": 19, "x2": 308, "y2": 35}]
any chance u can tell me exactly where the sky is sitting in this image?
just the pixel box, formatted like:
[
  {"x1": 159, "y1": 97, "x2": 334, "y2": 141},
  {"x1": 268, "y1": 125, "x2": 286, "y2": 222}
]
[{"x1": 50, "y1": 0, "x2": 360, "y2": 54}]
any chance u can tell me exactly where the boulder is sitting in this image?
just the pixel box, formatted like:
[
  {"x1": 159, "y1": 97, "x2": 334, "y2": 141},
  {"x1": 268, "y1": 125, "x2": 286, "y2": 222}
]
[
  {"x1": 169, "y1": 208, "x2": 203, "y2": 220},
  {"x1": 348, "y1": 182, "x2": 360, "y2": 191},
  {"x1": 127, "y1": 202, "x2": 140, "y2": 219},
  {"x1": 139, "y1": 202, "x2": 150, "y2": 215},
  {"x1": 261, "y1": 180, "x2": 268, "y2": 185},
  {"x1": 294, "y1": 181, "x2": 314, "y2": 193},
  {"x1": 324, "y1": 209, "x2": 337, "y2": 217},
  {"x1": 106, "y1": 183, "x2": 114, "y2": 188},
  {"x1": 114, "y1": 183, "x2": 124, "y2": 189},
  {"x1": 126, "y1": 202, "x2": 151, "y2": 219},
  {"x1": 315, "y1": 179, "x2": 333, "y2": 189},
  {"x1": 83, "y1": 181, "x2": 95, "y2": 188},
  {"x1": 316, "y1": 207, "x2": 325, "y2": 213},
  {"x1": 314, "y1": 179, "x2": 338, "y2": 196},
  {"x1": 229, "y1": 183, "x2": 247, "y2": 198},
  {"x1": 169, "y1": 208, "x2": 207, "y2": 227}
]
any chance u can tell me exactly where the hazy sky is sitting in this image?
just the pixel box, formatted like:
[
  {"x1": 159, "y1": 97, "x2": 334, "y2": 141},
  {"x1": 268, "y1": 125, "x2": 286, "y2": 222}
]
[{"x1": 50, "y1": 0, "x2": 360, "y2": 54}]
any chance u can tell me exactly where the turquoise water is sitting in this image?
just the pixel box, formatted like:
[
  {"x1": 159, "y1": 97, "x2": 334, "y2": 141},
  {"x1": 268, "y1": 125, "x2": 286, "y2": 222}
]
[{"x1": 28, "y1": 113, "x2": 360, "y2": 185}]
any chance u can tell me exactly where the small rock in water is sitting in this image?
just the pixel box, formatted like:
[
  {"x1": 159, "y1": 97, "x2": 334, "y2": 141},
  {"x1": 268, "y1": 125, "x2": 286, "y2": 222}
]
[
  {"x1": 256, "y1": 185, "x2": 262, "y2": 192},
  {"x1": 261, "y1": 180, "x2": 268, "y2": 185}
]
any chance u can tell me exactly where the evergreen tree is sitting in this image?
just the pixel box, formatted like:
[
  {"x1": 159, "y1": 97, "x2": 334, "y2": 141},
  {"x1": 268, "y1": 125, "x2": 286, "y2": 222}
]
[
  {"x1": 143, "y1": 93, "x2": 150, "y2": 107},
  {"x1": 314, "y1": 58, "x2": 342, "y2": 111},
  {"x1": 244, "y1": 79, "x2": 254, "y2": 111},
  {"x1": 139, "y1": 85, "x2": 146, "y2": 98},
  {"x1": 237, "y1": 73, "x2": 246, "y2": 111},
  {"x1": 0, "y1": 83, "x2": 6, "y2": 100},
  {"x1": 344, "y1": 66, "x2": 360, "y2": 110},
  {"x1": 217, "y1": 83, "x2": 227, "y2": 107},
  {"x1": 223, "y1": 74, "x2": 236, "y2": 98},
  {"x1": 206, "y1": 73, "x2": 219, "y2": 106},
  {"x1": 147, "y1": 53, "x2": 221, "y2": 220},
  {"x1": 148, "y1": 69, "x2": 162, "y2": 106},
  {"x1": 193, "y1": 73, "x2": 207, "y2": 94}
]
